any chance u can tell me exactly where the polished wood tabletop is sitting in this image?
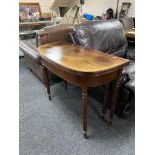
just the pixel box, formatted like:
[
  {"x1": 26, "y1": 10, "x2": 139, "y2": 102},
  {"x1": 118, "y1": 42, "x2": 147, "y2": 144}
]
[
  {"x1": 38, "y1": 42, "x2": 129, "y2": 75},
  {"x1": 38, "y1": 42, "x2": 130, "y2": 138}
]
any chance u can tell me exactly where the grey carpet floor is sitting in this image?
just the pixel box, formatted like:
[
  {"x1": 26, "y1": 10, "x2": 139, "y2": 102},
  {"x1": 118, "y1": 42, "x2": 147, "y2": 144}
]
[{"x1": 19, "y1": 58, "x2": 135, "y2": 155}]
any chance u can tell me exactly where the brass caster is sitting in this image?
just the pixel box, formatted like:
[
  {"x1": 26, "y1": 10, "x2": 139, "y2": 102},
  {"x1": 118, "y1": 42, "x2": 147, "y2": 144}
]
[
  {"x1": 83, "y1": 131, "x2": 89, "y2": 139},
  {"x1": 48, "y1": 95, "x2": 52, "y2": 101}
]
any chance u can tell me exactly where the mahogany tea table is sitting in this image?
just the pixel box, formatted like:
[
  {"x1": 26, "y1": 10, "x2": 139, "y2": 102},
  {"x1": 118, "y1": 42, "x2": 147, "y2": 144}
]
[{"x1": 38, "y1": 42, "x2": 130, "y2": 138}]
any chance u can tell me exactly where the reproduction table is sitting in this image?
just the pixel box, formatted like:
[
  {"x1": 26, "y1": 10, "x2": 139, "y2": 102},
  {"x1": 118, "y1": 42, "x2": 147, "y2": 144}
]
[{"x1": 38, "y1": 42, "x2": 129, "y2": 138}]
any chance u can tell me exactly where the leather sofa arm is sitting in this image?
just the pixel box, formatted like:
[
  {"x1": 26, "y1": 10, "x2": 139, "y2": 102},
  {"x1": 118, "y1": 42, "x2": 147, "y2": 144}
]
[
  {"x1": 19, "y1": 39, "x2": 41, "y2": 65},
  {"x1": 36, "y1": 24, "x2": 74, "y2": 47}
]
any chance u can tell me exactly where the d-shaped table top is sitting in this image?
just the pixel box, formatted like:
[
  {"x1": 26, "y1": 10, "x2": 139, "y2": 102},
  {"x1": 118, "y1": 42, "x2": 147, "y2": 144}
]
[
  {"x1": 37, "y1": 42, "x2": 130, "y2": 138},
  {"x1": 38, "y1": 42, "x2": 129, "y2": 75}
]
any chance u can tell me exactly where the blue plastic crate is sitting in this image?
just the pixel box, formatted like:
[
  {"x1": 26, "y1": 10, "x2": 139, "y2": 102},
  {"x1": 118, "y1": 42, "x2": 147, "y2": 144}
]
[{"x1": 83, "y1": 13, "x2": 94, "y2": 20}]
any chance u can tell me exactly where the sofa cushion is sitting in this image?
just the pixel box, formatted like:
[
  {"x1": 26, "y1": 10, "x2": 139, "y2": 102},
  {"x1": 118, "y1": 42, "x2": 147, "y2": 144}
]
[
  {"x1": 19, "y1": 39, "x2": 41, "y2": 65},
  {"x1": 71, "y1": 20, "x2": 128, "y2": 57},
  {"x1": 37, "y1": 24, "x2": 74, "y2": 47}
]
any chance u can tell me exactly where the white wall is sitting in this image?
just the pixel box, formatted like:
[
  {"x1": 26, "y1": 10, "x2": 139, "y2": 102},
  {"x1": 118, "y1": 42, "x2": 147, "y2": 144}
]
[
  {"x1": 82, "y1": 0, "x2": 135, "y2": 17},
  {"x1": 82, "y1": 0, "x2": 116, "y2": 16}
]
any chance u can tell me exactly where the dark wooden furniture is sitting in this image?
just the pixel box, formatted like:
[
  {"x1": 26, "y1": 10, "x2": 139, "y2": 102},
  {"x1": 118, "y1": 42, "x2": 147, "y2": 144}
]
[{"x1": 38, "y1": 42, "x2": 129, "y2": 138}]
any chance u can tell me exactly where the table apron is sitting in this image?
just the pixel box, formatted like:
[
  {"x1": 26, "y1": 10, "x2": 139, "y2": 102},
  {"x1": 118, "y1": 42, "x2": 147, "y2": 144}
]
[{"x1": 42, "y1": 59, "x2": 121, "y2": 87}]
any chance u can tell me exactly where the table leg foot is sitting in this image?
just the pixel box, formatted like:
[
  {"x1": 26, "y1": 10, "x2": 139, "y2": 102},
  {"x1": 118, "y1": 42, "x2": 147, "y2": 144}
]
[
  {"x1": 109, "y1": 119, "x2": 113, "y2": 127},
  {"x1": 43, "y1": 66, "x2": 51, "y2": 101},
  {"x1": 83, "y1": 131, "x2": 88, "y2": 139},
  {"x1": 48, "y1": 95, "x2": 52, "y2": 101},
  {"x1": 100, "y1": 113, "x2": 105, "y2": 120}
]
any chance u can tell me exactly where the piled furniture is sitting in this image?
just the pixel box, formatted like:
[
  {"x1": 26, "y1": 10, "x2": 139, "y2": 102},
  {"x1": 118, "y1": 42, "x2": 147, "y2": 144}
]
[{"x1": 19, "y1": 20, "x2": 135, "y2": 118}]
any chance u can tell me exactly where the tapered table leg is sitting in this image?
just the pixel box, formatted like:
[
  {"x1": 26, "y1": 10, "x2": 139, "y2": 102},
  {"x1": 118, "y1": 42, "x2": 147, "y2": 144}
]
[
  {"x1": 81, "y1": 86, "x2": 88, "y2": 138},
  {"x1": 101, "y1": 83, "x2": 111, "y2": 120},
  {"x1": 43, "y1": 66, "x2": 51, "y2": 100},
  {"x1": 109, "y1": 79, "x2": 120, "y2": 127}
]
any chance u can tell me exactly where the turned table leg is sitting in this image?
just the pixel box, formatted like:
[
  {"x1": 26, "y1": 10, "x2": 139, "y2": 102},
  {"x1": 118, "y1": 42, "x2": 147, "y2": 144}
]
[
  {"x1": 101, "y1": 83, "x2": 111, "y2": 120},
  {"x1": 43, "y1": 66, "x2": 51, "y2": 101},
  {"x1": 81, "y1": 86, "x2": 88, "y2": 138},
  {"x1": 109, "y1": 70, "x2": 122, "y2": 127}
]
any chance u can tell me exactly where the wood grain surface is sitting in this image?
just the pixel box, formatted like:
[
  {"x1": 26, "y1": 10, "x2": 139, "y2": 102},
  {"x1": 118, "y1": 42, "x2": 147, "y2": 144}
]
[
  {"x1": 37, "y1": 42, "x2": 130, "y2": 138},
  {"x1": 38, "y1": 42, "x2": 129, "y2": 74}
]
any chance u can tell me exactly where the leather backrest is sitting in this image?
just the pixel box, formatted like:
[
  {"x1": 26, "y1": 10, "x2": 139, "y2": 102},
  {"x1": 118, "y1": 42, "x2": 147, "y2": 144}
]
[
  {"x1": 71, "y1": 20, "x2": 127, "y2": 57},
  {"x1": 37, "y1": 24, "x2": 74, "y2": 47}
]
